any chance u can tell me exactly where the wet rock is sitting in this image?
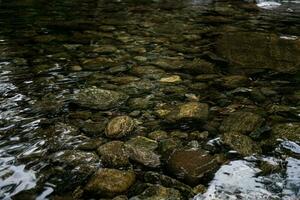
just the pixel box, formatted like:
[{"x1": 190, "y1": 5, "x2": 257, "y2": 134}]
[
  {"x1": 158, "y1": 138, "x2": 182, "y2": 157},
  {"x1": 193, "y1": 184, "x2": 207, "y2": 195},
  {"x1": 93, "y1": 45, "x2": 117, "y2": 54},
  {"x1": 85, "y1": 168, "x2": 136, "y2": 197},
  {"x1": 272, "y1": 123, "x2": 300, "y2": 141},
  {"x1": 164, "y1": 102, "x2": 209, "y2": 123},
  {"x1": 69, "y1": 65, "x2": 82, "y2": 72},
  {"x1": 258, "y1": 160, "x2": 282, "y2": 176},
  {"x1": 112, "y1": 195, "x2": 129, "y2": 200},
  {"x1": 69, "y1": 111, "x2": 92, "y2": 120},
  {"x1": 148, "y1": 130, "x2": 168, "y2": 141},
  {"x1": 81, "y1": 57, "x2": 116, "y2": 71},
  {"x1": 221, "y1": 75, "x2": 249, "y2": 89},
  {"x1": 99, "y1": 25, "x2": 116, "y2": 32},
  {"x1": 167, "y1": 149, "x2": 220, "y2": 185},
  {"x1": 159, "y1": 75, "x2": 182, "y2": 83},
  {"x1": 78, "y1": 139, "x2": 105, "y2": 151},
  {"x1": 105, "y1": 116, "x2": 135, "y2": 138},
  {"x1": 152, "y1": 58, "x2": 183, "y2": 70},
  {"x1": 183, "y1": 59, "x2": 215, "y2": 74},
  {"x1": 217, "y1": 32, "x2": 300, "y2": 73},
  {"x1": 128, "y1": 97, "x2": 153, "y2": 110},
  {"x1": 134, "y1": 56, "x2": 147, "y2": 62},
  {"x1": 80, "y1": 120, "x2": 107, "y2": 136},
  {"x1": 222, "y1": 132, "x2": 262, "y2": 156},
  {"x1": 13, "y1": 58, "x2": 27, "y2": 65},
  {"x1": 189, "y1": 131, "x2": 209, "y2": 141},
  {"x1": 144, "y1": 171, "x2": 193, "y2": 197},
  {"x1": 73, "y1": 87, "x2": 128, "y2": 110},
  {"x1": 129, "y1": 185, "x2": 182, "y2": 200},
  {"x1": 51, "y1": 150, "x2": 99, "y2": 167},
  {"x1": 219, "y1": 111, "x2": 264, "y2": 134},
  {"x1": 121, "y1": 80, "x2": 156, "y2": 95},
  {"x1": 170, "y1": 130, "x2": 188, "y2": 139},
  {"x1": 112, "y1": 76, "x2": 141, "y2": 84},
  {"x1": 97, "y1": 141, "x2": 130, "y2": 167},
  {"x1": 125, "y1": 136, "x2": 160, "y2": 168},
  {"x1": 108, "y1": 66, "x2": 130, "y2": 74},
  {"x1": 195, "y1": 74, "x2": 220, "y2": 82}
]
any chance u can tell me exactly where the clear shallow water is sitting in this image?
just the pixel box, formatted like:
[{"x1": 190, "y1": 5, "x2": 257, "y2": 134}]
[{"x1": 0, "y1": 0, "x2": 299, "y2": 199}]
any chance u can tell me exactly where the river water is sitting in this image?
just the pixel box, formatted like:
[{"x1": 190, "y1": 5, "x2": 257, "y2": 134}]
[{"x1": 0, "y1": 0, "x2": 300, "y2": 199}]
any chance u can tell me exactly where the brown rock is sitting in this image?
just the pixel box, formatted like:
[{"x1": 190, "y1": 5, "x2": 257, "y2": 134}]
[{"x1": 85, "y1": 168, "x2": 136, "y2": 197}]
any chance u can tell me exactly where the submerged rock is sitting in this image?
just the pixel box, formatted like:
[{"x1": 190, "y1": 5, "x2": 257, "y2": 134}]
[
  {"x1": 217, "y1": 32, "x2": 300, "y2": 73},
  {"x1": 93, "y1": 45, "x2": 117, "y2": 54},
  {"x1": 129, "y1": 185, "x2": 182, "y2": 200},
  {"x1": 97, "y1": 141, "x2": 130, "y2": 167},
  {"x1": 51, "y1": 150, "x2": 99, "y2": 167},
  {"x1": 73, "y1": 87, "x2": 128, "y2": 110},
  {"x1": 164, "y1": 102, "x2": 209, "y2": 123},
  {"x1": 221, "y1": 75, "x2": 249, "y2": 89},
  {"x1": 159, "y1": 75, "x2": 182, "y2": 83},
  {"x1": 144, "y1": 171, "x2": 193, "y2": 197},
  {"x1": 85, "y1": 168, "x2": 135, "y2": 197},
  {"x1": 125, "y1": 136, "x2": 160, "y2": 168},
  {"x1": 219, "y1": 111, "x2": 263, "y2": 134},
  {"x1": 105, "y1": 116, "x2": 135, "y2": 138},
  {"x1": 222, "y1": 131, "x2": 262, "y2": 156},
  {"x1": 167, "y1": 149, "x2": 220, "y2": 185}
]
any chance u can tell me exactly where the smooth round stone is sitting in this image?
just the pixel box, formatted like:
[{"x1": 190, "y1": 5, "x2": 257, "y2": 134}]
[{"x1": 105, "y1": 116, "x2": 135, "y2": 138}]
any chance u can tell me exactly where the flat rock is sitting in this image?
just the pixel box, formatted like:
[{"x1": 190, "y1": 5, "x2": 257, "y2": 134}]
[
  {"x1": 125, "y1": 136, "x2": 160, "y2": 168},
  {"x1": 217, "y1": 32, "x2": 300, "y2": 73},
  {"x1": 222, "y1": 131, "x2": 262, "y2": 156},
  {"x1": 219, "y1": 111, "x2": 263, "y2": 134},
  {"x1": 167, "y1": 149, "x2": 220, "y2": 185},
  {"x1": 85, "y1": 168, "x2": 136, "y2": 197},
  {"x1": 73, "y1": 87, "x2": 128, "y2": 110}
]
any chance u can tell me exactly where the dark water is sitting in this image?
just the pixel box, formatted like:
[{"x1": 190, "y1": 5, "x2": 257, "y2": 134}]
[{"x1": 0, "y1": 0, "x2": 300, "y2": 199}]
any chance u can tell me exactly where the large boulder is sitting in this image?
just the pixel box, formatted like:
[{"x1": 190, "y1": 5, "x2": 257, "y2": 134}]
[
  {"x1": 217, "y1": 32, "x2": 300, "y2": 73},
  {"x1": 85, "y1": 168, "x2": 136, "y2": 197},
  {"x1": 167, "y1": 149, "x2": 220, "y2": 185},
  {"x1": 73, "y1": 87, "x2": 128, "y2": 110}
]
